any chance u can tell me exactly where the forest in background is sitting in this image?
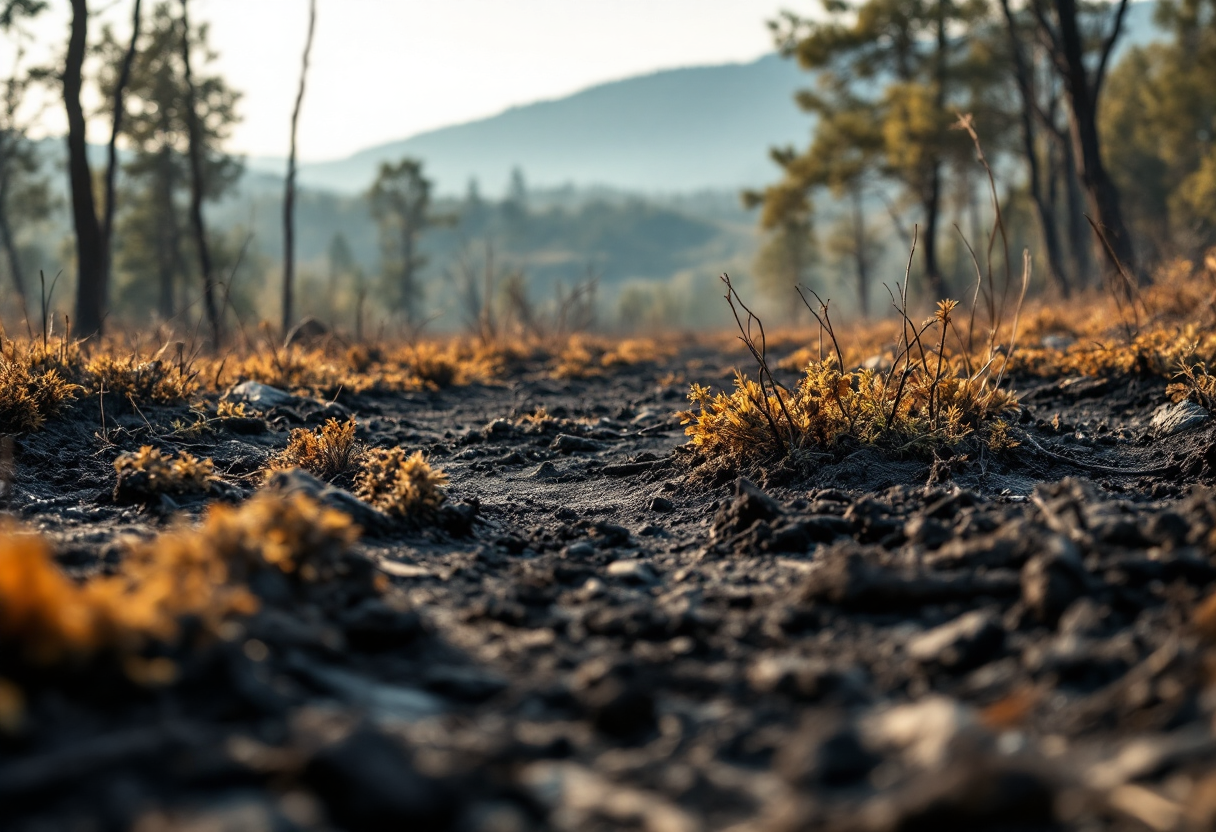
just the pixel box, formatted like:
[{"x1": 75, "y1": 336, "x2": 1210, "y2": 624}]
[{"x1": 0, "y1": 0, "x2": 1212, "y2": 343}]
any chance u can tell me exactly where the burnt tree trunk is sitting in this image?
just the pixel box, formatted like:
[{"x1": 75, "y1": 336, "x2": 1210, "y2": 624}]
[
  {"x1": 851, "y1": 188, "x2": 870, "y2": 318},
  {"x1": 1039, "y1": 0, "x2": 1141, "y2": 284},
  {"x1": 1000, "y1": 0, "x2": 1070, "y2": 296},
  {"x1": 101, "y1": 0, "x2": 142, "y2": 317},
  {"x1": 282, "y1": 0, "x2": 317, "y2": 335},
  {"x1": 178, "y1": 0, "x2": 220, "y2": 347},
  {"x1": 65, "y1": 0, "x2": 104, "y2": 338},
  {"x1": 0, "y1": 152, "x2": 28, "y2": 320}
]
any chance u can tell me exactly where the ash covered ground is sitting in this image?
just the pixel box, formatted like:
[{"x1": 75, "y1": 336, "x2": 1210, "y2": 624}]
[{"x1": 4, "y1": 343, "x2": 1216, "y2": 832}]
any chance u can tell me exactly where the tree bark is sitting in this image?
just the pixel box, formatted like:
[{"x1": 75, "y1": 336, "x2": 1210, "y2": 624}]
[
  {"x1": 1043, "y1": 0, "x2": 1141, "y2": 284},
  {"x1": 0, "y1": 146, "x2": 28, "y2": 320},
  {"x1": 282, "y1": 0, "x2": 316, "y2": 335},
  {"x1": 1000, "y1": 0, "x2": 1070, "y2": 296},
  {"x1": 851, "y1": 188, "x2": 870, "y2": 317},
  {"x1": 178, "y1": 0, "x2": 220, "y2": 347},
  {"x1": 921, "y1": 1, "x2": 948, "y2": 299},
  {"x1": 65, "y1": 0, "x2": 104, "y2": 338},
  {"x1": 155, "y1": 145, "x2": 179, "y2": 319},
  {"x1": 101, "y1": 0, "x2": 142, "y2": 317}
]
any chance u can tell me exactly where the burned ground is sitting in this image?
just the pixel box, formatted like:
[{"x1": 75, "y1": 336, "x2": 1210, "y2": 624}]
[{"x1": 3, "y1": 341, "x2": 1216, "y2": 832}]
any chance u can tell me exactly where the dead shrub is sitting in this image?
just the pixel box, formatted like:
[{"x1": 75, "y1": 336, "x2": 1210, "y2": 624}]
[
  {"x1": 0, "y1": 493, "x2": 357, "y2": 674},
  {"x1": 269, "y1": 417, "x2": 363, "y2": 481},
  {"x1": 355, "y1": 448, "x2": 448, "y2": 520},
  {"x1": 113, "y1": 446, "x2": 218, "y2": 503}
]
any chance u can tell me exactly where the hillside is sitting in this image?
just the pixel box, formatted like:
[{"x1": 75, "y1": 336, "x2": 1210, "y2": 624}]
[{"x1": 248, "y1": 54, "x2": 813, "y2": 196}]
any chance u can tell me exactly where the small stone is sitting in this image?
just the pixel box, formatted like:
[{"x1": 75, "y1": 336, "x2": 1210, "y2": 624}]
[
  {"x1": 564, "y1": 542, "x2": 595, "y2": 558},
  {"x1": 906, "y1": 610, "x2": 1004, "y2": 671},
  {"x1": 712, "y1": 478, "x2": 782, "y2": 539},
  {"x1": 304, "y1": 727, "x2": 456, "y2": 832},
  {"x1": 904, "y1": 515, "x2": 952, "y2": 550},
  {"x1": 605, "y1": 560, "x2": 658, "y2": 584},
  {"x1": 1041, "y1": 333, "x2": 1075, "y2": 351},
  {"x1": 226, "y1": 380, "x2": 299, "y2": 408},
  {"x1": 484, "y1": 418, "x2": 513, "y2": 436},
  {"x1": 777, "y1": 713, "x2": 878, "y2": 787},
  {"x1": 551, "y1": 434, "x2": 604, "y2": 453},
  {"x1": 1021, "y1": 539, "x2": 1089, "y2": 626},
  {"x1": 530, "y1": 461, "x2": 561, "y2": 480},
  {"x1": 649, "y1": 496, "x2": 674, "y2": 512},
  {"x1": 1150, "y1": 400, "x2": 1210, "y2": 437}
]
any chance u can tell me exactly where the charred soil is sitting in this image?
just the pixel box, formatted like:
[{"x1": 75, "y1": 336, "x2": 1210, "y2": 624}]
[{"x1": 3, "y1": 341, "x2": 1216, "y2": 832}]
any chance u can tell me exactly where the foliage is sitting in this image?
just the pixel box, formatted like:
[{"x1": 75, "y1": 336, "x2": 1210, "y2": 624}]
[
  {"x1": 113, "y1": 446, "x2": 216, "y2": 500},
  {"x1": 85, "y1": 354, "x2": 200, "y2": 405},
  {"x1": 368, "y1": 158, "x2": 436, "y2": 321},
  {"x1": 270, "y1": 417, "x2": 363, "y2": 481},
  {"x1": 1101, "y1": 2, "x2": 1216, "y2": 259},
  {"x1": 355, "y1": 448, "x2": 448, "y2": 520},
  {"x1": 0, "y1": 343, "x2": 80, "y2": 433},
  {"x1": 99, "y1": 1, "x2": 244, "y2": 322},
  {"x1": 0, "y1": 493, "x2": 356, "y2": 671}
]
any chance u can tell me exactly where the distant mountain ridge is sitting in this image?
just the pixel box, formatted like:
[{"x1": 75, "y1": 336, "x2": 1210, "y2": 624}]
[
  {"x1": 251, "y1": 54, "x2": 813, "y2": 196},
  {"x1": 247, "y1": 1, "x2": 1162, "y2": 198}
]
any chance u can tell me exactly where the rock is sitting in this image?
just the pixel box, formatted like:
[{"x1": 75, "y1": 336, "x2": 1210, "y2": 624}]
[
  {"x1": 263, "y1": 468, "x2": 393, "y2": 533},
  {"x1": 849, "y1": 755, "x2": 1056, "y2": 831},
  {"x1": 530, "y1": 461, "x2": 562, "y2": 480},
  {"x1": 1150, "y1": 400, "x2": 1210, "y2": 437},
  {"x1": 564, "y1": 541, "x2": 595, "y2": 558},
  {"x1": 226, "y1": 381, "x2": 300, "y2": 409},
  {"x1": 862, "y1": 354, "x2": 892, "y2": 371},
  {"x1": 904, "y1": 515, "x2": 952, "y2": 550},
  {"x1": 340, "y1": 599, "x2": 424, "y2": 651},
  {"x1": 777, "y1": 713, "x2": 879, "y2": 788},
  {"x1": 861, "y1": 696, "x2": 988, "y2": 769},
  {"x1": 483, "y1": 418, "x2": 513, "y2": 437},
  {"x1": 304, "y1": 727, "x2": 456, "y2": 832},
  {"x1": 1021, "y1": 541, "x2": 1089, "y2": 626},
  {"x1": 1041, "y1": 333, "x2": 1076, "y2": 350},
  {"x1": 551, "y1": 434, "x2": 604, "y2": 453},
  {"x1": 571, "y1": 658, "x2": 655, "y2": 738},
  {"x1": 284, "y1": 316, "x2": 330, "y2": 348},
  {"x1": 712, "y1": 477, "x2": 782, "y2": 539},
  {"x1": 906, "y1": 610, "x2": 1004, "y2": 672},
  {"x1": 797, "y1": 544, "x2": 1021, "y2": 610},
  {"x1": 650, "y1": 496, "x2": 674, "y2": 512},
  {"x1": 748, "y1": 654, "x2": 866, "y2": 703},
  {"x1": 606, "y1": 559, "x2": 658, "y2": 585}
]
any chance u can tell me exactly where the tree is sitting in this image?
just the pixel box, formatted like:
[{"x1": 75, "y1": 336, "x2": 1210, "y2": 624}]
[
  {"x1": 764, "y1": 1, "x2": 987, "y2": 299},
  {"x1": 62, "y1": 0, "x2": 141, "y2": 338},
  {"x1": 1023, "y1": 0, "x2": 1140, "y2": 282},
  {"x1": 1100, "y1": 0, "x2": 1216, "y2": 260},
  {"x1": 368, "y1": 158, "x2": 435, "y2": 322},
  {"x1": 102, "y1": 1, "x2": 242, "y2": 323},
  {"x1": 64, "y1": 0, "x2": 105, "y2": 337},
  {"x1": 0, "y1": 0, "x2": 50, "y2": 320},
  {"x1": 178, "y1": 0, "x2": 220, "y2": 345},
  {"x1": 282, "y1": 0, "x2": 317, "y2": 334}
]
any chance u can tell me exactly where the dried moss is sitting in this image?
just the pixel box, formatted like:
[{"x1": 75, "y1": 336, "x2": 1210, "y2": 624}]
[{"x1": 355, "y1": 448, "x2": 448, "y2": 520}]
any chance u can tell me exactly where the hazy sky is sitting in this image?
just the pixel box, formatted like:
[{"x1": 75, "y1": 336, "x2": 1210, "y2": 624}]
[{"x1": 11, "y1": 0, "x2": 791, "y2": 162}]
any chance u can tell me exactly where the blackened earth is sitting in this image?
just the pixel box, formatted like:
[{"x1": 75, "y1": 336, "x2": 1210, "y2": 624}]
[{"x1": 4, "y1": 347, "x2": 1216, "y2": 832}]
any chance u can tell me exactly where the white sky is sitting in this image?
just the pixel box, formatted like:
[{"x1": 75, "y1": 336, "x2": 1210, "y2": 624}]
[{"x1": 10, "y1": 0, "x2": 790, "y2": 162}]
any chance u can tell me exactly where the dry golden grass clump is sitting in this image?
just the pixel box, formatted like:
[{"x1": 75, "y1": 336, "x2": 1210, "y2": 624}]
[
  {"x1": 269, "y1": 417, "x2": 363, "y2": 481},
  {"x1": 355, "y1": 448, "x2": 448, "y2": 520},
  {"x1": 0, "y1": 493, "x2": 357, "y2": 673},
  {"x1": 0, "y1": 350, "x2": 81, "y2": 434},
  {"x1": 113, "y1": 446, "x2": 218, "y2": 501},
  {"x1": 683, "y1": 283, "x2": 1021, "y2": 463},
  {"x1": 84, "y1": 355, "x2": 200, "y2": 405},
  {"x1": 549, "y1": 335, "x2": 674, "y2": 379}
]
